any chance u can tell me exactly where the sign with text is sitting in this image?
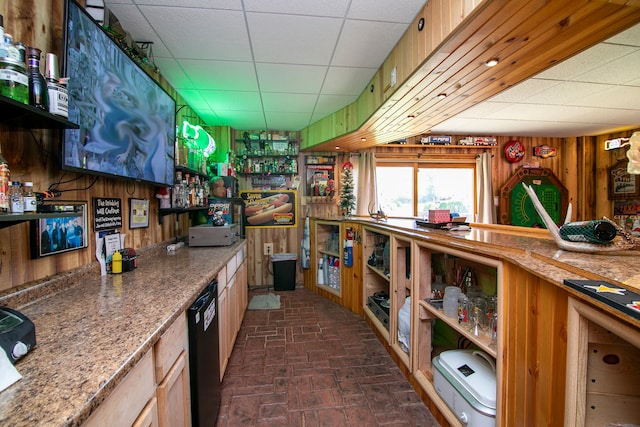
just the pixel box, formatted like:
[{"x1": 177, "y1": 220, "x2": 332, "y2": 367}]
[{"x1": 93, "y1": 197, "x2": 123, "y2": 231}]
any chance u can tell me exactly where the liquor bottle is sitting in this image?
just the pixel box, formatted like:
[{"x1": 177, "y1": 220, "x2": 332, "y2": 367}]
[
  {"x1": 26, "y1": 46, "x2": 49, "y2": 110},
  {"x1": 559, "y1": 219, "x2": 617, "y2": 244},
  {"x1": 0, "y1": 146, "x2": 9, "y2": 213},
  {"x1": 44, "y1": 53, "x2": 68, "y2": 118}
]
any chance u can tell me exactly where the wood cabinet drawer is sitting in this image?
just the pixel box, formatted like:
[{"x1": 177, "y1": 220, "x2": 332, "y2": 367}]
[
  {"x1": 154, "y1": 314, "x2": 187, "y2": 381},
  {"x1": 217, "y1": 266, "x2": 227, "y2": 296},
  {"x1": 226, "y1": 256, "x2": 237, "y2": 278}
]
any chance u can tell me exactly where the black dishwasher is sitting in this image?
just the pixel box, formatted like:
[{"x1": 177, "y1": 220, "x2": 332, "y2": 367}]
[{"x1": 187, "y1": 279, "x2": 221, "y2": 426}]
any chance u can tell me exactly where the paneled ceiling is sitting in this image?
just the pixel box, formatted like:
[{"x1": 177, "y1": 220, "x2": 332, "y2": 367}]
[{"x1": 101, "y1": 0, "x2": 640, "y2": 150}]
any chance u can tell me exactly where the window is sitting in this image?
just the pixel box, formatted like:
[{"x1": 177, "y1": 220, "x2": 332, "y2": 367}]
[{"x1": 376, "y1": 162, "x2": 475, "y2": 219}]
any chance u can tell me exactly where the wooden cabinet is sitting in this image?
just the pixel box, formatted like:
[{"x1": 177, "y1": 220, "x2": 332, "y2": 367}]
[
  {"x1": 83, "y1": 350, "x2": 156, "y2": 427},
  {"x1": 315, "y1": 220, "x2": 341, "y2": 296},
  {"x1": 154, "y1": 315, "x2": 190, "y2": 427},
  {"x1": 413, "y1": 240, "x2": 502, "y2": 427},
  {"x1": 218, "y1": 245, "x2": 248, "y2": 380},
  {"x1": 362, "y1": 226, "x2": 391, "y2": 341},
  {"x1": 390, "y1": 235, "x2": 412, "y2": 371}
]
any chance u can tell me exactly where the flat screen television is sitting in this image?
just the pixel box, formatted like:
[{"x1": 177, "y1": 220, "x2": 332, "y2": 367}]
[{"x1": 62, "y1": 0, "x2": 176, "y2": 186}]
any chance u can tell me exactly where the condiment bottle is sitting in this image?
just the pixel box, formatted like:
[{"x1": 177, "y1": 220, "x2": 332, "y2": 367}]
[
  {"x1": 9, "y1": 181, "x2": 23, "y2": 214},
  {"x1": 112, "y1": 250, "x2": 122, "y2": 274},
  {"x1": 0, "y1": 146, "x2": 9, "y2": 213},
  {"x1": 22, "y1": 181, "x2": 36, "y2": 212},
  {"x1": 26, "y1": 46, "x2": 49, "y2": 110}
]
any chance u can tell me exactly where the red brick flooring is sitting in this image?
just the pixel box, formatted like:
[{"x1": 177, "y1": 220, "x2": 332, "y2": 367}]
[{"x1": 216, "y1": 287, "x2": 441, "y2": 426}]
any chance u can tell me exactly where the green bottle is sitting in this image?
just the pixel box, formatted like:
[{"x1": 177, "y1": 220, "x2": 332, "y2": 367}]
[{"x1": 559, "y1": 220, "x2": 617, "y2": 244}]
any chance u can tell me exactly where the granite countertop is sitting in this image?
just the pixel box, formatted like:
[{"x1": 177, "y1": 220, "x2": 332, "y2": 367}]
[{"x1": 0, "y1": 240, "x2": 246, "y2": 427}]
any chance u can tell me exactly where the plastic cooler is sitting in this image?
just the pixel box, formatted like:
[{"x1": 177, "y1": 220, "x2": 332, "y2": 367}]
[{"x1": 272, "y1": 253, "x2": 298, "y2": 291}]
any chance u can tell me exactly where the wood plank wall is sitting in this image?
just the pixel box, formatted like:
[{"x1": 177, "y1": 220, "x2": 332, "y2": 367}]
[{"x1": 0, "y1": 0, "x2": 209, "y2": 291}]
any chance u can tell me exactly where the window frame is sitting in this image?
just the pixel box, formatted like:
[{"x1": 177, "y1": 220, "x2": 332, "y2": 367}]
[{"x1": 376, "y1": 157, "x2": 477, "y2": 218}]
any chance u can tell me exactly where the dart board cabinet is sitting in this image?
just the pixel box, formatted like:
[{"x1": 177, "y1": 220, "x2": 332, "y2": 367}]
[{"x1": 499, "y1": 167, "x2": 568, "y2": 227}]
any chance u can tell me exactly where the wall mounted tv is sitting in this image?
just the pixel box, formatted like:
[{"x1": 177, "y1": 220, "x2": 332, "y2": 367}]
[{"x1": 62, "y1": 0, "x2": 176, "y2": 187}]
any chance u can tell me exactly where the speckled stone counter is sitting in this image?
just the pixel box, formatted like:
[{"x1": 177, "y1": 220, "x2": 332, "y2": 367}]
[{"x1": 0, "y1": 240, "x2": 246, "y2": 427}]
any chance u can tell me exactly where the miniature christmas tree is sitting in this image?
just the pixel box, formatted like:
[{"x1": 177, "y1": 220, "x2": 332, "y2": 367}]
[{"x1": 339, "y1": 161, "x2": 356, "y2": 216}]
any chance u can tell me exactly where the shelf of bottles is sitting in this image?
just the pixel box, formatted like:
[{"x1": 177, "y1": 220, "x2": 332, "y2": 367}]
[{"x1": 235, "y1": 137, "x2": 298, "y2": 175}]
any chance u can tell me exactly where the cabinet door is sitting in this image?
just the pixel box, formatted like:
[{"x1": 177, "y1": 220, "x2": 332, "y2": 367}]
[
  {"x1": 157, "y1": 351, "x2": 191, "y2": 427},
  {"x1": 218, "y1": 287, "x2": 229, "y2": 380},
  {"x1": 83, "y1": 351, "x2": 155, "y2": 427},
  {"x1": 132, "y1": 397, "x2": 159, "y2": 427},
  {"x1": 227, "y1": 273, "x2": 237, "y2": 351}
]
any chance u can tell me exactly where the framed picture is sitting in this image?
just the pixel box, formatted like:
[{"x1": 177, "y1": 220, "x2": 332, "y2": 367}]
[
  {"x1": 608, "y1": 160, "x2": 640, "y2": 200},
  {"x1": 129, "y1": 198, "x2": 150, "y2": 229},
  {"x1": 30, "y1": 203, "x2": 88, "y2": 258},
  {"x1": 240, "y1": 190, "x2": 297, "y2": 228}
]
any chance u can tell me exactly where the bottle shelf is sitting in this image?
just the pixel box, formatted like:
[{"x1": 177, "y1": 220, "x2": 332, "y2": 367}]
[
  {"x1": 0, "y1": 211, "x2": 79, "y2": 230},
  {"x1": 0, "y1": 95, "x2": 79, "y2": 129}
]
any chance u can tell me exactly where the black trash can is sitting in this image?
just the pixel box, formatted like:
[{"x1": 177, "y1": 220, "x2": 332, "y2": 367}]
[{"x1": 272, "y1": 253, "x2": 298, "y2": 291}]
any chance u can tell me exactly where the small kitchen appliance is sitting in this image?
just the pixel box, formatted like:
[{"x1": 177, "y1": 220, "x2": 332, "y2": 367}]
[
  {"x1": 0, "y1": 307, "x2": 36, "y2": 364},
  {"x1": 433, "y1": 349, "x2": 496, "y2": 427},
  {"x1": 188, "y1": 224, "x2": 238, "y2": 247}
]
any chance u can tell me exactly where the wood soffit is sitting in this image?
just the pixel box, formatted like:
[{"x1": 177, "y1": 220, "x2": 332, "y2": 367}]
[{"x1": 308, "y1": 0, "x2": 640, "y2": 153}]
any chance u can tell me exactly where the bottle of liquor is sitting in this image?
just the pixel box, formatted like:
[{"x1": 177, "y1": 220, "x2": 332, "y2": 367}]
[
  {"x1": 26, "y1": 46, "x2": 49, "y2": 110},
  {"x1": 0, "y1": 146, "x2": 9, "y2": 213},
  {"x1": 559, "y1": 219, "x2": 617, "y2": 244}
]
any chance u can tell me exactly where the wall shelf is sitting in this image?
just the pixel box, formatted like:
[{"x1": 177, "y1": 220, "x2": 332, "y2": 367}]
[
  {"x1": 0, "y1": 95, "x2": 79, "y2": 129},
  {"x1": 0, "y1": 211, "x2": 79, "y2": 230}
]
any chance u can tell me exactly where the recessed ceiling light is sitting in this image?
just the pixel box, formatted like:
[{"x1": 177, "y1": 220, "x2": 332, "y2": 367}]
[
  {"x1": 485, "y1": 58, "x2": 499, "y2": 67},
  {"x1": 407, "y1": 114, "x2": 416, "y2": 119},
  {"x1": 335, "y1": 146, "x2": 340, "y2": 150},
  {"x1": 437, "y1": 93, "x2": 447, "y2": 99},
  {"x1": 360, "y1": 137, "x2": 366, "y2": 142}
]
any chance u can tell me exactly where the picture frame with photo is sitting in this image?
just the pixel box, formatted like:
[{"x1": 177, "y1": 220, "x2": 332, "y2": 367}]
[
  {"x1": 30, "y1": 203, "x2": 88, "y2": 258},
  {"x1": 129, "y1": 198, "x2": 150, "y2": 229},
  {"x1": 608, "y1": 160, "x2": 640, "y2": 200}
]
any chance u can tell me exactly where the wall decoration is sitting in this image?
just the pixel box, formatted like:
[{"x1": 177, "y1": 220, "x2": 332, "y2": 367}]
[
  {"x1": 503, "y1": 140, "x2": 525, "y2": 163},
  {"x1": 30, "y1": 203, "x2": 88, "y2": 258},
  {"x1": 608, "y1": 160, "x2": 640, "y2": 200},
  {"x1": 240, "y1": 190, "x2": 297, "y2": 228},
  {"x1": 93, "y1": 197, "x2": 123, "y2": 231},
  {"x1": 533, "y1": 145, "x2": 557, "y2": 158},
  {"x1": 129, "y1": 198, "x2": 150, "y2": 229}
]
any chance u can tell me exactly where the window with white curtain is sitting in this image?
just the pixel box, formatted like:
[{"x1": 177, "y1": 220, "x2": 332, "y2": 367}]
[{"x1": 376, "y1": 161, "x2": 476, "y2": 219}]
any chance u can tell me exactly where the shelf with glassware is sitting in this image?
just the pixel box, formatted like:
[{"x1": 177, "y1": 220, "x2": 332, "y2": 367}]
[
  {"x1": 412, "y1": 239, "x2": 501, "y2": 427},
  {"x1": 315, "y1": 220, "x2": 341, "y2": 297},
  {"x1": 0, "y1": 94, "x2": 79, "y2": 129},
  {"x1": 234, "y1": 138, "x2": 298, "y2": 176},
  {"x1": 362, "y1": 226, "x2": 392, "y2": 342}
]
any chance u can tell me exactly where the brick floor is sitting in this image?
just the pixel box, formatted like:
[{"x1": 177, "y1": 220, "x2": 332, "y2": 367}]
[{"x1": 216, "y1": 287, "x2": 441, "y2": 427}]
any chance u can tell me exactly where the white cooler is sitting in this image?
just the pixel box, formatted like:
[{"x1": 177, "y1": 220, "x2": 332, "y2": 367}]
[{"x1": 433, "y1": 349, "x2": 496, "y2": 427}]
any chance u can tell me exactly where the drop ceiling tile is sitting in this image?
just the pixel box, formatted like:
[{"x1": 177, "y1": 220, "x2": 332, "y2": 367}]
[
  {"x1": 104, "y1": 4, "x2": 172, "y2": 57},
  {"x1": 140, "y1": 6, "x2": 251, "y2": 61},
  {"x1": 525, "y1": 81, "x2": 611, "y2": 105},
  {"x1": 246, "y1": 13, "x2": 342, "y2": 65},
  {"x1": 256, "y1": 63, "x2": 327, "y2": 93},
  {"x1": 454, "y1": 100, "x2": 512, "y2": 118},
  {"x1": 332, "y1": 20, "x2": 408, "y2": 68},
  {"x1": 310, "y1": 111, "x2": 333, "y2": 124},
  {"x1": 261, "y1": 93, "x2": 318, "y2": 113},
  {"x1": 314, "y1": 94, "x2": 359, "y2": 114},
  {"x1": 215, "y1": 110, "x2": 267, "y2": 129},
  {"x1": 243, "y1": 0, "x2": 350, "y2": 17},
  {"x1": 200, "y1": 90, "x2": 263, "y2": 111},
  {"x1": 347, "y1": 0, "x2": 424, "y2": 22},
  {"x1": 605, "y1": 23, "x2": 640, "y2": 47},
  {"x1": 179, "y1": 60, "x2": 258, "y2": 91},
  {"x1": 154, "y1": 57, "x2": 194, "y2": 89},
  {"x1": 574, "y1": 49, "x2": 640, "y2": 85},
  {"x1": 196, "y1": 109, "x2": 225, "y2": 126},
  {"x1": 133, "y1": 0, "x2": 242, "y2": 9},
  {"x1": 176, "y1": 89, "x2": 209, "y2": 109},
  {"x1": 322, "y1": 66, "x2": 377, "y2": 95},
  {"x1": 573, "y1": 85, "x2": 640, "y2": 109},
  {"x1": 265, "y1": 112, "x2": 313, "y2": 131}
]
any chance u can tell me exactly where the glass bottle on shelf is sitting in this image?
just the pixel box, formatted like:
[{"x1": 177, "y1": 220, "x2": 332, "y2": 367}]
[
  {"x1": 22, "y1": 181, "x2": 36, "y2": 212},
  {"x1": 26, "y1": 46, "x2": 49, "y2": 111},
  {"x1": 9, "y1": 181, "x2": 23, "y2": 214},
  {"x1": 0, "y1": 146, "x2": 9, "y2": 213}
]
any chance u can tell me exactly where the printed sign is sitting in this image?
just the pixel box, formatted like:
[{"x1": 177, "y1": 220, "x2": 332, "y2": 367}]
[{"x1": 93, "y1": 197, "x2": 122, "y2": 231}]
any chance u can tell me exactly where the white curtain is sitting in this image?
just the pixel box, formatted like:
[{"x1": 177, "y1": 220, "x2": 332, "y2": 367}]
[
  {"x1": 475, "y1": 152, "x2": 496, "y2": 223},
  {"x1": 356, "y1": 152, "x2": 378, "y2": 216}
]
